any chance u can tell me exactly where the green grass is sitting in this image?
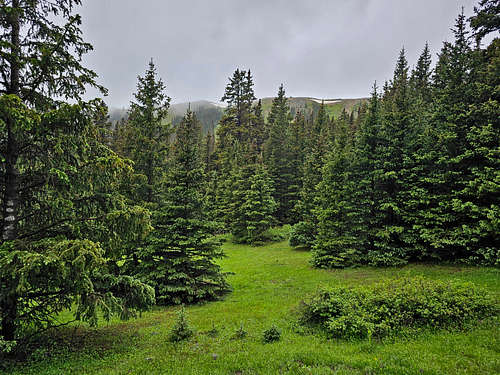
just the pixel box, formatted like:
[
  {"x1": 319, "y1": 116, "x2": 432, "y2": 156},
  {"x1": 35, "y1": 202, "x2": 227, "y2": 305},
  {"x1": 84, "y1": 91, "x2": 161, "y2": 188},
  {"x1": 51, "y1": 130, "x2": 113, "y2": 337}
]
[{"x1": 6, "y1": 241, "x2": 500, "y2": 375}]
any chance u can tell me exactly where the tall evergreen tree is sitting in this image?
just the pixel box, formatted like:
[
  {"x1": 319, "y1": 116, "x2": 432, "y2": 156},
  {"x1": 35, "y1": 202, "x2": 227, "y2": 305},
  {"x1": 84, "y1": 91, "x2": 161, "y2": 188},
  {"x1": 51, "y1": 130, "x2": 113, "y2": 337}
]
[
  {"x1": 412, "y1": 11, "x2": 499, "y2": 264},
  {"x1": 369, "y1": 47, "x2": 414, "y2": 265},
  {"x1": 137, "y1": 110, "x2": 230, "y2": 304},
  {"x1": 290, "y1": 102, "x2": 329, "y2": 248},
  {"x1": 118, "y1": 59, "x2": 171, "y2": 204},
  {"x1": 0, "y1": 0, "x2": 154, "y2": 342},
  {"x1": 313, "y1": 105, "x2": 356, "y2": 267},
  {"x1": 311, "y1": 84, "x2": 383, "y2": 265},
  {"x1": 285, "y1": 110, "x2": 308, "y2": 223},
  {"x1": 264, "y1": 84, "x2": 293, "y2": 223},
  {"x1": 217, "y1": 69, "x2": 256, "y2": 149},
  {"x1": 251, "y1": 99, "x2": 268, "y2": 154},
  {"x1": 411, "y1": 43, "x2": 433, "y2": 103},
  {"x1": 242, "y1": 163, "x2": 277, "y2": 245}
]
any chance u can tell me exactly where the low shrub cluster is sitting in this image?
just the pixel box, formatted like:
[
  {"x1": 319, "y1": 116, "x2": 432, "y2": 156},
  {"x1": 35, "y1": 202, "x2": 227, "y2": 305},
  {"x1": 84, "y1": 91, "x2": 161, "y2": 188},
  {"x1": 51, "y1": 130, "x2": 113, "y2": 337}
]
[
  {"x1": 167, "y1": 307, "x2": 282, "y2": 345},
  {"x1": 289, "y1": 221, "x2": 316, "y2": 249},
  {"x1": 299, "y1": 277, "x2": 498, "y2": 339}
]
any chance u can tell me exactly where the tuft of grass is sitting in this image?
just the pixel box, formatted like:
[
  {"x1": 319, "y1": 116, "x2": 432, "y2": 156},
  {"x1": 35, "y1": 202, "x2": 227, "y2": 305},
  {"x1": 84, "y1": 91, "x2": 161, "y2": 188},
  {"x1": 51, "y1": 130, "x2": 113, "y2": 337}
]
[{"x1": 3, "y1": 239, "x2": 499, "y2": 375}]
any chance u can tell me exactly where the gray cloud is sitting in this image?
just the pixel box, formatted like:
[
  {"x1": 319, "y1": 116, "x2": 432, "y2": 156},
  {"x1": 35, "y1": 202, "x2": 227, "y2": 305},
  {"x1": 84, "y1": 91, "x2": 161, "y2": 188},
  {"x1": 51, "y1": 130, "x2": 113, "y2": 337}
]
[{"x1": 79, "y1": 0, "x2": 478, "y2": 107}]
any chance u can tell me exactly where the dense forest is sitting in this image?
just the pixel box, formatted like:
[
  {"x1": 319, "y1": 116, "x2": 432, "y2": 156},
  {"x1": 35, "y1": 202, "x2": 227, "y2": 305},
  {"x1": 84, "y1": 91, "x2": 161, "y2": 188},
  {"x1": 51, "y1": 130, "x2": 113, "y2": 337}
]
[{"x1": 0, "y1": 0, "x2": 498, "y2": 356}]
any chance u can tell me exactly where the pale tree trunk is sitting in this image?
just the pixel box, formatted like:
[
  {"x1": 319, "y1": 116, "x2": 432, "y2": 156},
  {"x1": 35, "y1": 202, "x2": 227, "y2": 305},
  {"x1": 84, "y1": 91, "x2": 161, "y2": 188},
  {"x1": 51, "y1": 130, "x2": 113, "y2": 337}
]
[{"x1": 1, "y1": 0, "x2": 21, "y2": 342}]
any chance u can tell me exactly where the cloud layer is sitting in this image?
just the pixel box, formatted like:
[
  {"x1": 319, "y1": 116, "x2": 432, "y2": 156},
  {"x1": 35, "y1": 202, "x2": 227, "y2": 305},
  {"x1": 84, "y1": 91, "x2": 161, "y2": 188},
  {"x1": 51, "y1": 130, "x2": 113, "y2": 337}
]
[{"x1": 79, "y1": 0, "x2": 478, "y2": 107}]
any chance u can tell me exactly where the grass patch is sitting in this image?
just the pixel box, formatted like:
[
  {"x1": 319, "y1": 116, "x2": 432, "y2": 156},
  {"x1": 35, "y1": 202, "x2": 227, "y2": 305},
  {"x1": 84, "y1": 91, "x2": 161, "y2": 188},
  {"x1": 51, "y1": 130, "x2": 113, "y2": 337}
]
[{"x1": 3, "y1": 240, "x2": 499, "y2": 374}]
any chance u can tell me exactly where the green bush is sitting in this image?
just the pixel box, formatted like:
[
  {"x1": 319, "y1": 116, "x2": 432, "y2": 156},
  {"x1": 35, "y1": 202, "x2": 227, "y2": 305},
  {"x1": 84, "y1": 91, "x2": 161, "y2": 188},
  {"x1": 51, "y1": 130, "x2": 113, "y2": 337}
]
[
  {"x1": 289, "y1": 221, "x2": 316, "y2": 248},
  {"x1": 267, "y1": 225, "x2": 290, "y2": 242},
  {"x1": 262, "y1": 324, "x2": 281, "y2": 343},
  {"x1": 299, "y1": 277, "x2": 498, "y2": 339},
  {"x1": 168, "y1": 307, "x2": 194, "y2": 342}
]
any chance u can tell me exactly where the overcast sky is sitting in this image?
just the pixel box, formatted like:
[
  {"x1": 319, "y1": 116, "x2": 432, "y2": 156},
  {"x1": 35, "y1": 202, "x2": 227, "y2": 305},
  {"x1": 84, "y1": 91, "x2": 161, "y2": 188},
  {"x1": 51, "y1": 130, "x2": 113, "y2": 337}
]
[{"x1": 79, "y1": 0, "x2": 479, "y2": 107}]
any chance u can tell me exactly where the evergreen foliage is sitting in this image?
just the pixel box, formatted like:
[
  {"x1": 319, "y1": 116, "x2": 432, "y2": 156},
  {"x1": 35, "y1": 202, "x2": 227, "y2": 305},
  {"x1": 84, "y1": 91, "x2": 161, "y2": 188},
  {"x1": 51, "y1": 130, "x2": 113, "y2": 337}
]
[
  {"x1": 168, "y1": 306, "x2": 194, "y2": 342},
  {"x1": 1, "y1": 0, "x2": 498, "y2": 351},
  {"x1": 137, "y1": 110, "x2": 230, "y2": 304},
  {"x1": 264, "y1": 84, "x2": 294, "y2": 223},
  {"x1": 112, "y1": 60, "x2": 171, "y2": 204},
  {"x1": 241, "y1": 164, "x2": 277, "y2": 245},
  {"x1": 312, "y1": 10, "x2": 499, "y2": 267},
  {"x1": 0, "y1": 0, "x2": 154, "y2": 344}
]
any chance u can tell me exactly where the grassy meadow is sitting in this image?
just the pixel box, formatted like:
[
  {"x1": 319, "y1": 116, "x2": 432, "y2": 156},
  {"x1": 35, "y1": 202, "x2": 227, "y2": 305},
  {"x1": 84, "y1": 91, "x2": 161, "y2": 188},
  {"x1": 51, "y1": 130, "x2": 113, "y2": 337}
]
[{"x1": 6, "y1": 239, "x2": 499, "y2": 375}]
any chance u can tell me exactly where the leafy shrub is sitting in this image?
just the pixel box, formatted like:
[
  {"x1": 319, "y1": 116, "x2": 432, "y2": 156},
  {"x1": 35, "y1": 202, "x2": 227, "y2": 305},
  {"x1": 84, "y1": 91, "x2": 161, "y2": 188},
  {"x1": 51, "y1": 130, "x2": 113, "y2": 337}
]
[
  {"x1": 289, "y1": 221, "x2": 316, "y2": 248},
  {"x1": 267, "y1": 225, "x2": 290, "y2": 242},
  {"x1": 168, "y1": 307, "x2": 194, "y2": 342},
  {"x1": 234, "y1": 225, "x2": 290, "y2": 247},
  {"x1": 299, "y1": 277, "x2": 498, "y2": 339},
  {"x1": 262, "y1": 324, "x2": 281, "y2": 343}
]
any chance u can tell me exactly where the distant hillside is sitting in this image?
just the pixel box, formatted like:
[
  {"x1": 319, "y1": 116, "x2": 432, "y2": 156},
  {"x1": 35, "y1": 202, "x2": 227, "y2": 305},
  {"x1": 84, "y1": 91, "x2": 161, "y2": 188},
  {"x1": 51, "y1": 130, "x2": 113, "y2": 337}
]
[
  {"x1": 259, "y1": 97, "x2": 368, "y2": 120},
  {"x1": 108, "y1": 97, "x2": 367, "y2": 135},
  {"x1": 169, "y1": 100, "x2": 225, "y2": 135},
  {"x1": 108, "y1": 100, "x2": 225, "y2": 135}
]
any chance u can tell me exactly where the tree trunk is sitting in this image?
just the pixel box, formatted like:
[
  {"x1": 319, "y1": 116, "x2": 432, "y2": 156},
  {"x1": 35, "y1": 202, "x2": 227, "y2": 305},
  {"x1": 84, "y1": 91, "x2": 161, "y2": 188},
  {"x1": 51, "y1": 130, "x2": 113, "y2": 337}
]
[{"x1": 0, "y1": 0, "x2": 21, "y2": 341}]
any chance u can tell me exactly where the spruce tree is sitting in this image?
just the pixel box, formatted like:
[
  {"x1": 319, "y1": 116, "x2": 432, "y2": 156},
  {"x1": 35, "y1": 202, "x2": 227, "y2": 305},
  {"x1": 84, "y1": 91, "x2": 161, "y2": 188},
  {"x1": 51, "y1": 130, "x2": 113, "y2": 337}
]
[
  {"x1": 313, "y1": 107, "x2": 357, "y2": 267},
  {"x1": 264, "y1": 84, "x2": 293, "y2": 223},
  {"x1": 291, "y1": 101, "x2": 329, "y2": 248},
  {"x1": 285, "y1": 110, "x2": 308, "y2": 222},
  {"x1": 137, "y1": 110, "x2": 230, "y2": 304},
  {"x1": 120, "y1": 59, "x2": 171, "y2": 204},
  {"x1": 411, "y1": 42, "x2": 433, "y2": 103},
  {"x1": 242, "y1": 163, "x2": 277, "y2": 245},
  {"x1": 369, "y1": 47, "x2": 414, "y2": 266},
  {"x1": 0, "y1": 0, "x2": 154, "y2": 342},
  {"x1": 251, "y1": 99, "x2": 268, "y2": 155},
  {"x1": 218, "y1": 69, "x2": 256, "y2": 148},
  {"x1": 413, "y1": 11, "x2": 499, "y2": 264},
  {"x1": 313, "y1": 84, "x2": 383, "y2": 265}
]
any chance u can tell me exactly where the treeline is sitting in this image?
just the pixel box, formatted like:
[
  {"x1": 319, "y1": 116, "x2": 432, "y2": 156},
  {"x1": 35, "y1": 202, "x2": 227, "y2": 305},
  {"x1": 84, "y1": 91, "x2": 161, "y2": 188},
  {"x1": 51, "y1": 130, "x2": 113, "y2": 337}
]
[
  {"x1": 311, "y1": 8, "x2": 499, "y2": 267},
  {"x1": 112, "y1": 3, "x2": 499, "y2": 265},
  {"x1": 150, "y1": 4, "x2": 496, "y2": 267}
]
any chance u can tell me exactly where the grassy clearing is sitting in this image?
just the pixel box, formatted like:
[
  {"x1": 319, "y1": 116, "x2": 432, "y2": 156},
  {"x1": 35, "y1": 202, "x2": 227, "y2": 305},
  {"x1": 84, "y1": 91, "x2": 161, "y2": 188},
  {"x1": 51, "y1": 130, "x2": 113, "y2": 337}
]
[{"x1": 6, "y1": 240, "x2": 500, "y2": 375}]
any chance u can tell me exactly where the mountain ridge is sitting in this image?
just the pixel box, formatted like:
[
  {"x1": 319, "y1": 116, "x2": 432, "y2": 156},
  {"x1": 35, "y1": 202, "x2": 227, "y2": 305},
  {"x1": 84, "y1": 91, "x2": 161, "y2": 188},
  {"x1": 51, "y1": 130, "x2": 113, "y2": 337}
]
[{"x1": 109, "y1": 97, "x2": 368, "y2": 134}]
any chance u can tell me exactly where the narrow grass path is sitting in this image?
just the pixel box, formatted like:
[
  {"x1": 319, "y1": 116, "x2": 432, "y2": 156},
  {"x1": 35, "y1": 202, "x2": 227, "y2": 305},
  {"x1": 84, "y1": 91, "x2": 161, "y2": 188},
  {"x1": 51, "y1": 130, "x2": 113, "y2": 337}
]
[{"x1": 9, "y1": 241, "x2": 500, "y2": 375}]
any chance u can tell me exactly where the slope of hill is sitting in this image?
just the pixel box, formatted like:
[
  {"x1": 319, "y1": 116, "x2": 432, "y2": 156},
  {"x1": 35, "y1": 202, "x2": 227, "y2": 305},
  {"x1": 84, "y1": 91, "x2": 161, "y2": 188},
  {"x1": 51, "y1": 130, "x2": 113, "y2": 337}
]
[
  {"x1": 259, "y1": 97, "x2": 368, "y2": 120},
  {"x1": 169, "y1": 100, "x2": 225, "y2": 134},
  {"x1": 108, "y1": 97, "x2": 368, "y2": 135}
]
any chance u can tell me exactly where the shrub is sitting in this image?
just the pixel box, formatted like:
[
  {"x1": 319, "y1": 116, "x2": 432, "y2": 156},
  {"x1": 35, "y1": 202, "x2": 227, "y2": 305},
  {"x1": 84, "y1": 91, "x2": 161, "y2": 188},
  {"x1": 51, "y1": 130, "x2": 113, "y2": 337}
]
[
  {"x1": 168, "y1": 307, "x2": 194, "y2": 342},
  {"x1": 267, "y1": 225, "x2": 290, "y2": 242},
  {"x1": 299, "y1": 277, "x2": 498, "y2": 339},
  {"x1": 262, "y1": 324, "x2": 281, "y2": 343},
  {"x1": 289, "y1": 221, "x2": 316, "y2": 248}
]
